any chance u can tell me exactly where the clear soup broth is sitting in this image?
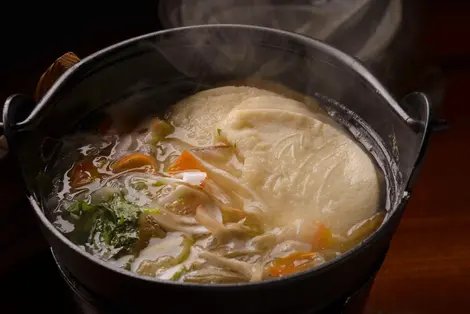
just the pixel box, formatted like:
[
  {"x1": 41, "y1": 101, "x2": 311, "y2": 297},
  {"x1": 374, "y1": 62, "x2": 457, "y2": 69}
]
[{"x1": 45, "y1": 85, "x2": 388, "y2": 284}]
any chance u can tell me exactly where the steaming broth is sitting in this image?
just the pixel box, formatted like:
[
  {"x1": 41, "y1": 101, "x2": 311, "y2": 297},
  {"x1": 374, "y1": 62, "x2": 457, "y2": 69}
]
[{"x1": 49, "y1": 86, "x2": 384, "y2": 283}]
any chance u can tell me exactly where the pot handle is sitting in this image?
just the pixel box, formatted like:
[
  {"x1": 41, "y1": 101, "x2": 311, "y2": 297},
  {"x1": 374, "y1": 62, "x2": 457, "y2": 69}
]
[
  {"x1": 399, "y1": 92, "x2": 448, "y2": 190},
  {"x1": 0, "y1": 52, "x2": 81, "y2": 160},
  {"x1": 34, "y1": 52, "x2": 82, "y2": 101}
]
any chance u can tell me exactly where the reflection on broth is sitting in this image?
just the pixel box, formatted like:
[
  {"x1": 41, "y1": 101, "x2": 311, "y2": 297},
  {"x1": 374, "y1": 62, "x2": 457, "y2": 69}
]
[{"x1": 48, "y1": 86, "x2": 385, "y2": 283}]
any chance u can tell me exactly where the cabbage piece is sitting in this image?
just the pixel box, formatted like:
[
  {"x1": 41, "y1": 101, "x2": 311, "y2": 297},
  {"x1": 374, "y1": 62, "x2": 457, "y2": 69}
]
[
  {"x1": 183, "y1": 267, "x2": 248, "y2": 284},
  {"x1": 137, "y1": 236, "x2": 194, "y2": 277},
  {"x1": 147, "y1": 209, "x2": 210, "y2": 235},
  {"x1": 200, "y1": 251, "x2": 254, "y2": 280}
]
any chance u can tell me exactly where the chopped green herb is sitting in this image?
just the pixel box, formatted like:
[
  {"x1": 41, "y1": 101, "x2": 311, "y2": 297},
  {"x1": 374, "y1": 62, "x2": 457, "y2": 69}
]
[
  {"x1": 233, "y1": 143, "x2": 237, "y2": 149},
  {"x1": 152, "y1": 181, "x2": 165, "y2": 187},
  {"x1": 65, "y1": 193, "x2": 142, "y2": 260},
  {"x1": 217, "y1": 128, "x2": 222, "y2": 136},
  {"x1": 122, "y1": 256, "x2": 135, "y2": 271},
  {"x1": 178, "y1": 197, "x2": 185, "y2": 204},
  {"x1": 65, "y1": 200, "x2": 93, "y2": 220}
]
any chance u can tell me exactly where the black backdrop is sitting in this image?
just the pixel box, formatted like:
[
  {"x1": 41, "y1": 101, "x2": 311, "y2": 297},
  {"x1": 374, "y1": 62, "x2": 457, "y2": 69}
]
[
  {"x1": 1, "y1": 2, "x2": 163, "y2": 102},
  {"x1": 0, "y1": 3, "x2": 164, "y2": 313}
]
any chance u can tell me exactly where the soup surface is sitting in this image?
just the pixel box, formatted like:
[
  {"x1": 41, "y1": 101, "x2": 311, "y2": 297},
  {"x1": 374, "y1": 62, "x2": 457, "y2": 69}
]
[{"x1": 49, "y1": 86, "x2": 385, "y2": 283}]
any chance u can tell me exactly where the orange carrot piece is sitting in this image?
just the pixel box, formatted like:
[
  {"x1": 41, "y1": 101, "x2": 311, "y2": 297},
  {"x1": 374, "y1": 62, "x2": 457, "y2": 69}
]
[
  {"x1": 267, "y1": 252, "x2": 318, "y2": 277},
  {"x1": 70, "y1": 159, "x2": 100, "y2": 189},
  {"x1": 112, "y1": 153, "x2": 158, "y2": 173},
  {"x1": 311, "y1": 221, "x2": 333, "y2": 250},
  {"x1": 167, "y1": 151, "x2": 205, "y2": 174},
  {"x1": 339, "y1": 212, "x2": 385, "y2": 252}
]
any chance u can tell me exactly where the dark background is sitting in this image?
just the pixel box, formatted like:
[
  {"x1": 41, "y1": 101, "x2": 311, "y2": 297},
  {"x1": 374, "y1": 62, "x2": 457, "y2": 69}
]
[
  {"x1": 1, "y1": 3, "x2": 163, "y2": 102},
  {"x1": 1, "y1": 1, "x2": 470, "y2": 313},
  {"x1": 0, "y1": 3, "x2": 165, "y2": 313}
]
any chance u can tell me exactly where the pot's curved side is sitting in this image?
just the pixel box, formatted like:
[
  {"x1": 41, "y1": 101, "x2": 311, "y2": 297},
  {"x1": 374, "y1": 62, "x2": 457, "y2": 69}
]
[{"x1": 32, "y1": 195, "x2": 405, "y2": 314}]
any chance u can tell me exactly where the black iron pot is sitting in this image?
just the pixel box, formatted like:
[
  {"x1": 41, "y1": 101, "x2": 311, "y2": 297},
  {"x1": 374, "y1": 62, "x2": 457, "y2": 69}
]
[{"x1": 0, "y1": 25, "x2": 433, "y2": 314}]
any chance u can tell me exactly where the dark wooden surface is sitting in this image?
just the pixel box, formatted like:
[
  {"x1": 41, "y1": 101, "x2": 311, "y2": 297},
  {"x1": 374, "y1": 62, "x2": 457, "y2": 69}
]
[
  {"x1": 364, "y1": 4, "x2": 470, "y2": 313},
  {"x1": 1, "y1": 2, "x2": 469, "y2": 313},
  {"x1": 364, "y1": 74, "x2": 470, "y2": 313}
]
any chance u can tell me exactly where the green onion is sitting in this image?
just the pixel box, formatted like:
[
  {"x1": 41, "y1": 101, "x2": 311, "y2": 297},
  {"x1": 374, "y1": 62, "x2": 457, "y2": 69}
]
[
  {"x1": 169, "y1": 265, "x2": 190, "y2": 281},
  {"x1": 143, "y1": 208, "x2": 161, "y2": 214}
]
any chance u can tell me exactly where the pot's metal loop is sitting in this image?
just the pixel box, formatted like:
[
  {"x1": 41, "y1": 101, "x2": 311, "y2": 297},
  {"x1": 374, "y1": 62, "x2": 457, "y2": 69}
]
[
  {"x1": 0, "y1": 106, "x2": 5, "y2": 160},
  {"x1": 399, "y1": 92, "x2": 435, "y2": 189},
  {"x1": 0, "y1": 52, "x2": 81, "y2": 160},
  {"x1": 0, "y1": 94, "x2": 36, "y2": 160}
]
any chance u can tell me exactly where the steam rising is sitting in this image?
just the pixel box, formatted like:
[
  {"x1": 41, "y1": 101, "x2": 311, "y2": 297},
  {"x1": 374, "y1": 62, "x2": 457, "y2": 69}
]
[
  {"x1": 153, "y1": 25, "x2": 299, "y2": 82},
  {"x1": 162, "y1": 0, "x2": 373, "y2": 44},
  {"x1": 155, "y1": 0, "x2": 373, "y2": 82},
  {"x1": 157, "y1": 0, "x2": 418, "y2": 98}
]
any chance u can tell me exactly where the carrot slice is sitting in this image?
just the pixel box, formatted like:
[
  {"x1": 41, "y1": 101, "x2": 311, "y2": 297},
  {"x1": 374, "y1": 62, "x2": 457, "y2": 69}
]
[
  {"x1": 311, "y1": 221, "x2": 333, "y2": 250},
  {"x1": 112, "y1": 153, "x2": 158, "y2": 173},
  {"x1": 340, "y1": 212, "x2": 385, "y2": 252},
  {"x1": 167, "y1": 151, "x2": 205, "y2": 174},
  {"x1": 267, "y1": 252, "x2": 319, "y2": 277},
  {"x1": 70, "y1": 159, "x2": 100, "y2": 189}
]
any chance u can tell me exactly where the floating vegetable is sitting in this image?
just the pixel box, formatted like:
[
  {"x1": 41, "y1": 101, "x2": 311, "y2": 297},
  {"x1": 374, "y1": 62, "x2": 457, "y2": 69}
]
[
  {"x1": 69, "y1": 158, "x2": 101, "y2": 188},
  {"x1": 65, "y1": 194, "x2": 142, "y2": 260},
  {"x1": 169, "y1": 265, "x2": 191, "y2": 281},
  {"x1": 152, "y1": 119, "x2": 174, "y2": 137},
  {"x1": 339, "y1": 212, "x2": 385, "y2": 252},
  {"x1": 310, "y1": 222, "x2": 334, "y2": 250},
  {"x1": 135, "y1": 212, "x2": 167, "y2": 252},
  {"x1": 137, "y1": 236, "x2": 194, "y2": 277},
  {"x1": 167, "y1": 151, "x2": 205, "y2": 174},
  {"x1": 267, "y1": 251, "x2": 319, "y2": 278},
  {"x1": 112, "y1": 153, "x2": 158, "y2": 173},
  {"x1": 176, "y1": 171, "x2": 207, "y2": 186}
]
